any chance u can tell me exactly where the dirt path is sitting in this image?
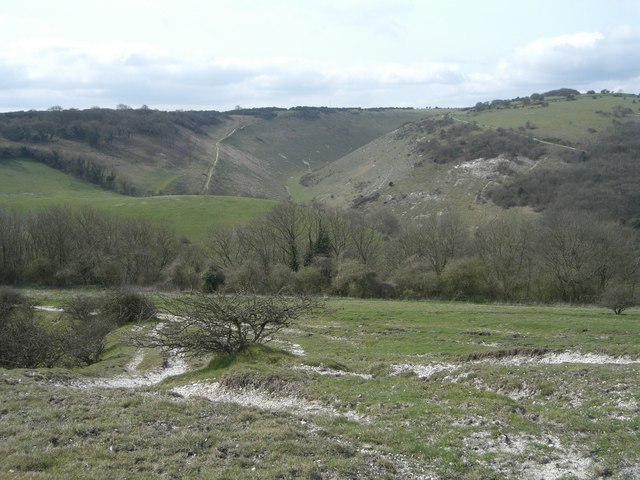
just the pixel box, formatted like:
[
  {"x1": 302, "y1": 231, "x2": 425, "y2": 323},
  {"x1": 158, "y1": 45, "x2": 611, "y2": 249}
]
[
  {"x1": 201, "y1": 124, "x2": 246, "y2": 194},
  {"x1": 62, "y1": 349, "x2": 189, "y2": 389}
]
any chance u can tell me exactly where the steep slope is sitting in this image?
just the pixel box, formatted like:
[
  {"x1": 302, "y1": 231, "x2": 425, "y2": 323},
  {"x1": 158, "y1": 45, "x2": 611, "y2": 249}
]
[
  {"x1": 213, "y1": 107, "x2": 437, "y2": 200},
  {"x1": 292, "y1": 114, "x2": 547, "y2": 219},
  {"x1": 0, "y1": 107, "x2": 432, "y2": 200},
  {"x1": 293, "y1": 93, "x2": 640, "y2": 224},
  {"x1": 0, "y1": 108, "x2": 228, "y2": 196}
]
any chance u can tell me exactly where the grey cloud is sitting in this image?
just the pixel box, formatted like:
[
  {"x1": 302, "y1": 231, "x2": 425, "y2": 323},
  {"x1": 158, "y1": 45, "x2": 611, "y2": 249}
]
[{"x1": 498, "y1": 29, "x2": 640, "y2": 90}]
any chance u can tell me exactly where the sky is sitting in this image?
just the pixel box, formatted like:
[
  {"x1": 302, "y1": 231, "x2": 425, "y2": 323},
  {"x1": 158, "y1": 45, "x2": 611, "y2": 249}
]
[{"x1": 1, "y1": 0, "x2": 639, "y2": 111}]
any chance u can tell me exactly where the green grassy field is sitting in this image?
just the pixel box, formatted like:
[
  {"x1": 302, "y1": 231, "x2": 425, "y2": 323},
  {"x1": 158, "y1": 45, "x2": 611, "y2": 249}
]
[
  {"x1": 2, "y1": 295, "x2": 638, "y2": 479},
  {"x1": 463, "y1": 93, "x2": 640, "y2": 145},
  {"x1": 0, "y1": 159, "x2": 276, "y2": 240}
]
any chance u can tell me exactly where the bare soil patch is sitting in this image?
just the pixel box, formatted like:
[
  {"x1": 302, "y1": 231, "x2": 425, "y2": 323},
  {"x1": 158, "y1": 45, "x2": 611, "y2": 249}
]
[
  {"x1": 59, "y1": 349, "x2": 188, "y2": 389},
  {"x1": 172, "y1": 380, "x2": 367, "y2": 422}
]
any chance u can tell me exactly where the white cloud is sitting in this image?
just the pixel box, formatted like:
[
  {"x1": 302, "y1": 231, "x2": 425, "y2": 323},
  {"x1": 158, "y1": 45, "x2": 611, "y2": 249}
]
[{"x1": 1, "y1": 24, "x2": 640, "y2": 111}]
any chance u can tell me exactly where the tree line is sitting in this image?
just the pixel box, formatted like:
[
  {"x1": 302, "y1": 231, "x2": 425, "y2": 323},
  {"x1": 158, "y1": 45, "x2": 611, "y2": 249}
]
[
  {"x1": 0, "y1": 203, "x2": 637, "y2": 311},
  {"x1": 203, "y1": 203, "x2": 638, "y2": 310},
  {"x1": 0, "y1": 108, "x2": 223, "y2": 147},
  {"x1": 0, "y1": 206, "x2": 175, "y2": 287}
]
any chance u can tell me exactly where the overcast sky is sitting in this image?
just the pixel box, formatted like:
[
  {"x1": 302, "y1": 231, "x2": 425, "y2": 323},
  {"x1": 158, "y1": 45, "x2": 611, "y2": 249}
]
[{"x1": 1, "y1": 0, "x2": 639, "y2": 111}]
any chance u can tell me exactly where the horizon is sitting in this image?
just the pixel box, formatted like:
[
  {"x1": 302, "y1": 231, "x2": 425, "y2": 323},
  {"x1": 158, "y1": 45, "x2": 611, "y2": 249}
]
[{"x1": 3, "y1": 87, "x2": 631, "y2": 114}]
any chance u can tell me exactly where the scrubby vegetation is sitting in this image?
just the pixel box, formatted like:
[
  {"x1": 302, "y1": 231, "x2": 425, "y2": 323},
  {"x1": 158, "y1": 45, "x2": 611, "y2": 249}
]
[
  {"x1": 0, "y1": 288, "x2": 155, "y2": 368},
  {"x1": 1, "y1": 296, "x2": 639, "y2": 478},
  {"x1": 411, "y1": 117, "x2": 547, "y2": 164},
  {"x1": 134, "y1": 293, "x2": 320, "y2": 355},
  {"x1": 489, "y1": 121, "x2": 640, "y2": 227}
]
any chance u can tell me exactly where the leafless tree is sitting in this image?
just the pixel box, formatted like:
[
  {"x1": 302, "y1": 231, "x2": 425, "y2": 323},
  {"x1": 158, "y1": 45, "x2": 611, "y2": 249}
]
[
  {"x1": 266, "y1": 202, "x2": 309, "y2": 271},
  {"x1": 474, "y1": 212, "x2": 535, "y2": 299},
  {"x1": 399, "y1": 211, "x2": 468, "y2": 275},
  {"x1": 208, "y1": 225, "x2": 242, "y2": 269},
  {"x1": 348, "y1": 215, "x2": 382, "y2": 266},
  {"x1": 323, "y1": 207, "x2": 351, "y2": 261},
  {"x1": 133, "y1": 293, "x2": 320, "y2": 355},
  {"x1": 0, "y1": 209, "x2": 28, "y2": 284}
]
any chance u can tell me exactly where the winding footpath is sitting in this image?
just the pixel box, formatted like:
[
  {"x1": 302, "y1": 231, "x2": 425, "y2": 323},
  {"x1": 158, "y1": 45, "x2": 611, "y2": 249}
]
[{"x1": 201, "y1": 125, "x2": 245, "y2": 194}]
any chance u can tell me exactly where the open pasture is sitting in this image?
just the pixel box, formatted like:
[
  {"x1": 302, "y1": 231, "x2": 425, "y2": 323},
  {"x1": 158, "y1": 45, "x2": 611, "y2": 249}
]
[
  {"x1": 1, "y1": 297, "x2": 639, "y2": 479},
  {"x1": 0, "y1": 159, "x2": 275, "y2": 240}
]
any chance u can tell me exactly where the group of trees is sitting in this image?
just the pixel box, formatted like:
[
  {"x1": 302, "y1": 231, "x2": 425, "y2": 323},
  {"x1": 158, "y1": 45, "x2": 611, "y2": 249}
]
[
  {"x1": 0, "y1": 108, "x2": 222, "y2": 148},
  {"x1": 202, "y1": 203, "x2": 638, "y2": 310},
  {"x1": 0, "y1": 206, "x2": 176, "y2": 287},
  {"x1": 0, "y1": 201, "x2": 637, "y2": 311},
  {"x1": 473, "y1": 89, "x2": 596, "y2": 112}
]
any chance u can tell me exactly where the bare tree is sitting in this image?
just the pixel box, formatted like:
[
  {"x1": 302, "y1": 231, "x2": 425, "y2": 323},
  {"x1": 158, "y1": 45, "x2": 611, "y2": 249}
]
[
  {"x1": 236, "y1": 221, "x2": 278, "y2": 277},
  {"x1": 208, "y1": 225, "x2": 242, "y2": 269},
  {"x1": 133, "y1": 293, "x2": 320, "y2": 355},
  {"x1": 323, "y1": 207, "x2": 351, "y2": 261},
  {"x1": 399, "y1": 211, "x2": 467, "y2": 275},
  {"x1": 539, "y1": 210, "x2": 637, "y2": 302},
  {"x1": 348, "y1": 215, "x2": 382, "y2": 266},
  {"x1": 266, "y1": 202, "x2": 308, "y2": 271},
  {"x1": 474, "y1": 213, "x2": 535, "y2": 299},
  {"x1": 0, "y1": 209, "x2": 28, "y2": 284}
]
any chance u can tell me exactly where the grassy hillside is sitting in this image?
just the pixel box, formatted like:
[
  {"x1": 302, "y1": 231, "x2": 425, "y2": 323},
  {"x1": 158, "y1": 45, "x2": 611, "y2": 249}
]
[
  {"x1": 3, "y1": 96, "x2": 638, "y2": 226},
  {"x1": 291, "y1": 115, "x2": 535, "y2": 220},
  {"x1": 0, "y1": 159, "x2": 275, "y2": 240},
  {"x1": 292, "y1": 94, "x2": 640, "y2": 222},
  {"x1": 464, "y1": 92, "x2": 640, "y2": 145},
  {"x1": 2, "y1": 295, "x2": 638, "y2": 478},
  {"x1": 0, "y1": 108, "x2": 228, "y2": 196},
  {"x1": 0, "y1": 107, "x2": 434, "y2": 201}
]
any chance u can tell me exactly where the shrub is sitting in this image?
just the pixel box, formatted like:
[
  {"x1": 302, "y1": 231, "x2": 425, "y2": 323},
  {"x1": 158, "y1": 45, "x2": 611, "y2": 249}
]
[
  {"x1": 441, "y1": 257, "x2": 490, "y2": 301},
  {"x1": 267, "y1": 264, "x2": 295, "y2": 294},
  {"x1": 224, "y1": 261, "x2": 266, "y2": 293},
  {"x1": 61, "y1": 293, "x2": 114, "y2": 365},
  {"x1": 203, "y1": 269, "x2": 225, "y2": 292},
  {"x1": 390, "y1": 258, "x2": 440, "y2": 299},
  {"x1": 292, "y1": 266, "x2": 327, "y2": 295},
  {"x1": 132, "y1": 293, "x2": 321, "y2": 355},
  {"x1": 599, "y1": 282, "x2": 638, "y2": 315},
  {"x1": 101, "y1": 289, "x2": 156, "y2": 325},
  {"x1": 62, "y1": 293, "x2": 103, "y2": 322},
  {"x1": 333, "y1": 261, "x2": 380, "y2": 298},
  {"x1": 0, "y1": 290, "x2": 61, "y2": 368}
]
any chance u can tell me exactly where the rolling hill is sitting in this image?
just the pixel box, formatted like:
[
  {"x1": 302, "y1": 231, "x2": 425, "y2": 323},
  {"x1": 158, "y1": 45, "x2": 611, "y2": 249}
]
[{"x1": 2, "y1": 92, "x2": 639, "y2": 234}]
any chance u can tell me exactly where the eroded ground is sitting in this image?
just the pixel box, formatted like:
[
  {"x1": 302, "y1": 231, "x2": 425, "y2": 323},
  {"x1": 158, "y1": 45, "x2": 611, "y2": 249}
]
[{"x1": 1, "y1": 299, "x2": 639, "y2": 479}]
